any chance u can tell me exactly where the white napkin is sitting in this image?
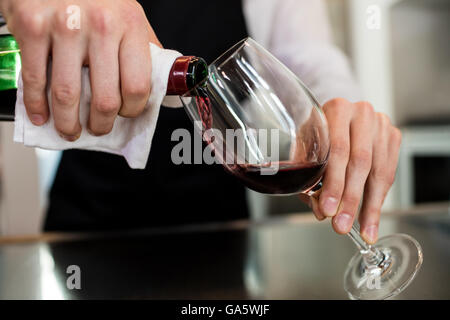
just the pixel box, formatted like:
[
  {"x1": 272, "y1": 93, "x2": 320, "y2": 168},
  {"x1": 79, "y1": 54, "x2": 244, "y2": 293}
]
[{"x1": 14, "y1": 43, "x2": 182, "y2": 169}]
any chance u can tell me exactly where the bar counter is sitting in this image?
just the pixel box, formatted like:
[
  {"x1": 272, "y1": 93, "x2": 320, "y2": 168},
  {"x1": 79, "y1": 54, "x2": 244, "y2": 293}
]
[{"x1": 0, "y1": 203, "x2": 449, "y2": 299}]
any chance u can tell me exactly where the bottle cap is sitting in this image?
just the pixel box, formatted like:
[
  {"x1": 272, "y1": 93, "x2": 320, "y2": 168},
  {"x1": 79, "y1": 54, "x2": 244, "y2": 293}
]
[{"x1": 166, "y1": 56, "x2": 195, "y2": 95}]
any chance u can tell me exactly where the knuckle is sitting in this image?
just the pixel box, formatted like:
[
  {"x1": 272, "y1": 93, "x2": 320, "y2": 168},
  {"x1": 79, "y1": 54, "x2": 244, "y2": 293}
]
[
  {"x1": 93, "y1": 96, "x2": 121, "y2": 114},
  {"x1": 22, "y1": 70, "x2": 46, "y2": 90},
  {"x1": 52, "y1": 84, "x2": 79, "y2": 106},
  {"x1": 54, "y1": 122, "x2": 80, "y2": 137},
  {"x1": 377, "y1": 112, "x2": 392, "y2": 127},
  {"x1": 89, "y1": 7, "x2": 115, "y2": 35},
  {"x1": 53, "y1": 8, "x2": 79, "y2": 35},
  {"x1": 370, "y1": 167, "x2": 396, "y2": 187},
  {"x1": 358, "y1": 101, "x2": 375, "y2": 114},
  {"x1": 53, "y1": 12, "x2": 68, "y2": 32},
  {"x1": 122, "y1": 81, "x2": 150, "y2": 100},
  {"x1": 342, "y1": 193, "x2": 361, "y2": 209},
  {"x1": 322, "y1": 182, "x2": 344, "y2": 200},
  {"x1": 23, "y1": 96, "x2": 46, "y2": 113},
  {"x1": 329, "y1": 97, "x2": 349, "y2": 107},
  {"x1": 365, "y1": 206, "x2": 381, "y2": 219},
  {"x1": 17, "y1": 7, "x2": 46, "y2": 37},
  {"x1": 323, "y1": 97, "x2": 348, "y2": 112},
  {"x1": 331, "y1": 140, "x2": 350, "y2": 158},
  {"x1": 350, "y1": 149, "x2": 372, "y2": 170}
]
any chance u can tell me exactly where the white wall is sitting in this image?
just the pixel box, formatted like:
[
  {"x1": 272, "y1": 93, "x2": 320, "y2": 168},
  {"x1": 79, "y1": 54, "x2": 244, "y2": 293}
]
[
  {"x1": 0, "y1": 122, "x2": 42, "y2": 236},
  {"x1": 348, "y1": 0, "x2": 400, "y2": 121},
  {"x1": 348, "y1": 0, "x2": 403, "y2": 210}
]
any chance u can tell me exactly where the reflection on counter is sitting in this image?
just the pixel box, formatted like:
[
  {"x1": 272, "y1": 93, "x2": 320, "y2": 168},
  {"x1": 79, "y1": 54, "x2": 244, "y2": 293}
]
[{"x1": 0, "y1": 206, "x2": 449, "y2": 299}]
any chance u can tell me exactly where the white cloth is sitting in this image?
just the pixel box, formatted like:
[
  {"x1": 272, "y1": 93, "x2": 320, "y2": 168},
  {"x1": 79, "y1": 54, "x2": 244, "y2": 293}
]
[
  {"x1": 14, "y1": 43, "x2": 181, "y2": 169},
  {"x1": 243, "y1": 0, "x2": 361, "y2": 104}
]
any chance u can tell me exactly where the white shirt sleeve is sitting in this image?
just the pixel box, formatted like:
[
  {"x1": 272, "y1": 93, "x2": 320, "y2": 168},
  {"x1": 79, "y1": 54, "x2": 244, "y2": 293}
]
[{"x1": 243, "y1": 0, "x2": 361, "y2": 105}]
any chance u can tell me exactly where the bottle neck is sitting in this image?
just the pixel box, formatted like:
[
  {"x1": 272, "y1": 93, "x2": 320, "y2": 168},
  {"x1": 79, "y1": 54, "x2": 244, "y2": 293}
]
[{"x1": 166, "y1": 56, "x2": 208, "y2": 96}]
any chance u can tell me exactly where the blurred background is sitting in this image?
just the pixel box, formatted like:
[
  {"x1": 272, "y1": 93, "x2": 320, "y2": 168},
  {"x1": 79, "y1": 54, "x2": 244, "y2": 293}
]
[{"x1": 0, "y1": 0, "x2": 449, "y2": 236}]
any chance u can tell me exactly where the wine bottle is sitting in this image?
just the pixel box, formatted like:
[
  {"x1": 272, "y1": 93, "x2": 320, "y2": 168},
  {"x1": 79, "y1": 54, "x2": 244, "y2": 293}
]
[
  {"x1": 0, "y1": 34, "x2": 208, "y2": 121},
  {"x1": 0, "y1": 34, "x2": 20, "y2": 120}
]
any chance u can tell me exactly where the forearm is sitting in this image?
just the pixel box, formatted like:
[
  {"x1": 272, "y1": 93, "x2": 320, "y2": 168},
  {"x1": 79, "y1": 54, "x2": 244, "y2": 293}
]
[
  {"x1": 271, "y1": 41, "x2": 361, "y2": 105},
  {"x1": 261, "y1": 0, "x2": 361, "y2": 104}
]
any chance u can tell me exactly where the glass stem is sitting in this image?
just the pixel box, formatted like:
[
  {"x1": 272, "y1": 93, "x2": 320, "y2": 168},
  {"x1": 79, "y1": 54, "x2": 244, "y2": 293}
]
[
  {"x1": 309, "y1": 180, "x2": 385, "y2": 267},
  {"x1": 348, "y1": 222, "x2": 384, "y2": 266}
]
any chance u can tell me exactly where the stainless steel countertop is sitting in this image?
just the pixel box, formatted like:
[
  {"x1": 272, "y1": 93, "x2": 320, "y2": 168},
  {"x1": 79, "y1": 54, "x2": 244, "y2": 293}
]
[{"x1": 0, "y1": 203, "x2": 449, "y2": 299}]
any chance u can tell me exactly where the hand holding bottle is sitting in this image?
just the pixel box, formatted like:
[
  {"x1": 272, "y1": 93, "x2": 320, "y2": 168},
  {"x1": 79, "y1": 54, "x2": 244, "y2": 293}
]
[{"x1": 0, "y1": 0, "x2": 160, "y2": 141}]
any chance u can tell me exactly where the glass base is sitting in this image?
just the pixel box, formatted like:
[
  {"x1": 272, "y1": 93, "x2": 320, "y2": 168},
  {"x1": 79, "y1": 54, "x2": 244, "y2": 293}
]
[{"x1": 344, "y1": 234, "x2": 423, "y2": 300}]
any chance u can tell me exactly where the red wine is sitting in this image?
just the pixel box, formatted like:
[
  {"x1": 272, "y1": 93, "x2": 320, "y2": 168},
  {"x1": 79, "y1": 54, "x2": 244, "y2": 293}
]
[
  {"x1": 196, "y1": 92, "x2": 213, "y2": 130},
  {"x1": 194, "y1": 90, "x2": 326, "y2": 194},
  {"x1": 228, "y1": 162, "x2": 326, "y2": 194}
]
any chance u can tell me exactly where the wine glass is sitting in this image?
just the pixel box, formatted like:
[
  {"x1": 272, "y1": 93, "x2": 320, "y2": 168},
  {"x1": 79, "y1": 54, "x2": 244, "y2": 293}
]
[{"x1": 180, "y1": 37, "x2": 422, "y2": 300}]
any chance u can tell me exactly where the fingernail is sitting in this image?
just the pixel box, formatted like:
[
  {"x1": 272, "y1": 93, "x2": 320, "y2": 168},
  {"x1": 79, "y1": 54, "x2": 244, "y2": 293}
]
[
  {"x1": 58, "y1": 132, "x2": 80, "y2": 142},
  {"x1": 334, "y1": 213, "x2": 352, "y2": 233},
  {"x1": 363, "y1": 225, "x2": 378, "y2": 244},
  {"x1": 322, "y1": 197, "x2": 338, "y2": 217},
  {"x1": 310, "y1": 197, "x2": 325, "y2": 221},
  {"x1": 30, "y1": 114, "x2": 45, "y2": 126},
  {"x1": 315, "y1": 212, "x2": 326, "y2": 221}
]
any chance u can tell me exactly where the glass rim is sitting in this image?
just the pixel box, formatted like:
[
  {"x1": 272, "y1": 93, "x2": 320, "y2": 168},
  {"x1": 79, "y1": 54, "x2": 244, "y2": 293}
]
[
  {"x1": 181, "y1": 37, "x2": 255, "y2": 98},
  {"x1": 211, "y1": 36, "x2": 253, "y2": 69}
]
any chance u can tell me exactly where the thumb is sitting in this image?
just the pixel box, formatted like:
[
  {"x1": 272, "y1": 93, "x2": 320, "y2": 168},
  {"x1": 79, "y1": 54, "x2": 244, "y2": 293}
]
[{"x1": 299, "y1": 192, "x2": 325, "y2": 221}]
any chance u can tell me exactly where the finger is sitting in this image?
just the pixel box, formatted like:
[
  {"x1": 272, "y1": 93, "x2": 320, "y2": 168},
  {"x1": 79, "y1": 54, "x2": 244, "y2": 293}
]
[
  {"x1": 118, "y1": 27, "x2": 151, "y2": 118},
  {"x1": 332, "y1": 102, "x2": 375, "y2": 234},
  {"x1": 299, "y1": 193, "x2": 325, "y2": 221},
  {"x1": 358, "y1": 115, "x2": 389, "y2": 243},
  {"x1": 87, "y1": 31, "x2": 121, "y2": 136},
  {"x1": 359, "y1": 117, "x2": 401, "y2": 243},
  {"x1": 319, "y1": 99, "x2": 352, "y2": 218},
  {"x1": 50, "y1": 32, "x2": 84, "y2": 141},
  {"x1": 18, "y1": 19, "x2": 50, "y2": 126}
]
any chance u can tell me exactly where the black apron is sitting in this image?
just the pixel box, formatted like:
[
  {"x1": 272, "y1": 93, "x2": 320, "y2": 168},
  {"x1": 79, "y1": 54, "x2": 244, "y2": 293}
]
[{"x1": 44, "y1": 0, "x2": 249, "y2": 231}]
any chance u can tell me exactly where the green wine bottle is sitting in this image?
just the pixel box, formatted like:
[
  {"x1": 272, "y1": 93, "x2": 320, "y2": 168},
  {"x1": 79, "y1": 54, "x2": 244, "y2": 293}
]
[
  {"x1": 0, "y1": 34, "x2": 207, "y2": 121},
  {"x1": 0, "y1": 34, "x2": 21, "y2": 120}
]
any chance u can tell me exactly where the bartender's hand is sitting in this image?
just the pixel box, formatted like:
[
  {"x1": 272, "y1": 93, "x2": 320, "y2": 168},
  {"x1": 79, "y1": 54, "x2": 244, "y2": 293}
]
[
  {"x1": 302, "y1": 98, "x2": 402, "y2": 244},
  {"x1": 0, "y1": 0, "x2": 160, "y2": 140}
]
